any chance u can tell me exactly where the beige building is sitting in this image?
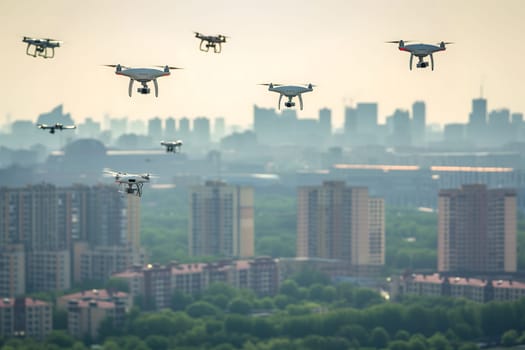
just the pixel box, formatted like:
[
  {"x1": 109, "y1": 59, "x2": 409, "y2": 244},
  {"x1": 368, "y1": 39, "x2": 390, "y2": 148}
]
[
  {"x1": 393, "y1": 273, "x2": 525, "y2": 303},
  {"x1": 189, "y1": 181, "x2": 254, "y2": 258},
  {"x1": 66, "y1": 299, "x2": 126, "y2": 340},
  {"x1": 438, "y1": 184, "x2": 517, "y2": 273},
  {"x1": 0, "y1": 245, "x2": 25, "y2": 297},
  {"x1": 0, "y1": 297, "x2": 52, "y2": 340},
  {"x1": 297, "y1": 181, "x2": 384, "y2": 271}
]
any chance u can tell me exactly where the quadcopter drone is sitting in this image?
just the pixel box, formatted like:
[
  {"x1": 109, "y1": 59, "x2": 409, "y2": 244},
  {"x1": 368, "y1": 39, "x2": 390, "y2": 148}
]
[
  {"x1": 194, "y1": 32, "x2": 228, "y2": 53},
  {"x1": 22, "y1": 36, "x2": 61, "y2": 58},
  {"x1": 387, "y1": 40, "x2": 452, "y2": 70},
  {"x1": 105, "y1": 64, "x2": 181, "y2": 97},
  {"x1": 161, "y1": 140, "x2": 183, "y2": 153},
  {"x1": 104, "y1": 169, "x2": 153, "y2": 197},
  {"x1": 37, "y1": 123, "x2": 76, "y2": 134},
  {"x1": 260, "y1": 83, "x2": 314, "y2": 110}
]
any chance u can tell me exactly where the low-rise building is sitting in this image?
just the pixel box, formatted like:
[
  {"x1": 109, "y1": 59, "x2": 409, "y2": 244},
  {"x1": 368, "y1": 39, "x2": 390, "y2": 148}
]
[
  {"x1": 0, "y1": 297, "x2": 52, "y2": 340},
  {"x1": 392, "y1": 273, "x2": 525, "y2": 302}
]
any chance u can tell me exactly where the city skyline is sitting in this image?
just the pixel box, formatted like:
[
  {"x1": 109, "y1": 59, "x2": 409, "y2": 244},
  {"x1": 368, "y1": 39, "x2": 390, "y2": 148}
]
[{"x1": 1, "y1": 0, "x2": 524, "y2": 128}]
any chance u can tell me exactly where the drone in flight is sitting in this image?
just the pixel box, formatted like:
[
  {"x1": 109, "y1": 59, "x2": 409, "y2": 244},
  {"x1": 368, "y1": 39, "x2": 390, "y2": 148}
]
[
  {"x1": 104, "y1": 169, "x2": 153, "y2": 197},
  {"x1": 105, "y1": 64, "x2": 181, "y2": 97},
  {"x1": 387, "y1": 40, "x2": 452, "y2": 70},
  {"x1": 161, "y1": 140, "x2": 183, "y2": 153},
  {"x1": 194, "y1": 32, "x2": 228, "y2": 53},
  {"x1": 23, "y1": 36, "x2": 61, "y2": 59},
  {"x1": 37, "y1": 123, "x2": 76, "y2": 134},
  {"x1": 260, "y1": 83, "x2": 314, "y2": 110}
]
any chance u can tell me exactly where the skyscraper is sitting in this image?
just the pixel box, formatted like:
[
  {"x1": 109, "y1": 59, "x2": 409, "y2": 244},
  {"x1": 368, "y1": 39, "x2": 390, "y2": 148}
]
[
  {"x1": 412, "y1": 101, "x2": 426, "y2": 146},
  {"x1": 318, "y1": 108, "x2": 332, "y2": 139},
  {"x1": 438, "y1": 184, "x2": 517, "y2": 273},
  {"x1": 193, "y1": 117, "x2": 211, "y2": 145},
  {"x1": 189, "y1": 181, "x2": 254, "y2": 258},
  {"x1": 165, "y1": 117, "x2": 176, "y2": 139},
  {"x1": 148, "y1": 117, "x2": 163, "y2": 142},
  {"x1": 296, "y1": 181, "x2": 384, "y2": 270},
  {"x1": 356, "y1": 103, "x2": 378, "y2": 135},
  {"x1": 467, "y1": 97, "x2": 487, "y2": 144}
]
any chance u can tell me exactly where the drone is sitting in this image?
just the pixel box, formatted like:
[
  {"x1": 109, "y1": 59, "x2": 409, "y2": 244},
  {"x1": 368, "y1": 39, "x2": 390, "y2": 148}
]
[
  {"x1": 194, "y1": 32, "x2": 228, "y2": 53},
  {"x1": 22, "y1": 36, "x2": 61, "y2": 59},
  {"x1": 260, "y1": 83, "x2": 314, "y2": 110},
  {"x1": 387, "y1": 40, "x2": 452, "y2": 70},
  {"x1": 104, "y1": 169, "x2": 153, "y2": 197},
  {"x1": 37, "y1": 123, "x2": 76, "y2": 134},
  {"x1": 104, "y1": 64, "x2": 181, "y2": 97},
  {"x1": 161, "y1": 140, "x2": 183, "y2": 153}
]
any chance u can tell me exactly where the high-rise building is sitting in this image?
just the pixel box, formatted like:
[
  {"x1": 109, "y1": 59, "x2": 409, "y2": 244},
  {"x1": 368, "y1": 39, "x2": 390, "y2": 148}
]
[
  {"x1": 214, "y1": 117, "x2": 226, "y2": 142},
  {"x1": 296, "y1": 181, "x2": 384, "y2": 271},
  {"x1": 356, "y1": 103, "x2": 378, "y2": 135},
  {"x1": 467, "y1": 98, "x2": 487, "y2": 144},
  {"x1": 165, "y1": 117, "x2": 176, "y2": 139},
  {"x1": 412, "y1": 101, "x2": 426, "y2": 146},
  {"x1": 193, "y1": 117, "x2": 211, "y2": 146},
  {"x1": 390, "y1": 109, "x2": 411, "y2": 146},
  {"x1": 179, "y1": 117, "x2": 190, "y2": 140},
  {"x1": 148, "y1": 117, "x2": 163, "y2": 142},
  {"x1": 438, "y1": 184, "x2": 517, "y2": 273},
  {"x1": 189, "y1": 181, "x2": 254, "y2": 258},
  {"x1": 344, "y1": 106, "x2": 357, "y2": 135},
  {"x1": 318, "y1": 108, "x2": 332, "y2": 138}
]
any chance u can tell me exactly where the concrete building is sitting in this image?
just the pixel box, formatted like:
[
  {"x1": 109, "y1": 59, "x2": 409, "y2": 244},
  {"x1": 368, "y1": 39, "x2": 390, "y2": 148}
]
[
  {"x1": 0, "y1": 245, "x2": 25, "y2": 297},
  {"x1": 438, "y1": 184, "x2": 517, "y2": 273},
  {"x1": 392, "y1": 273, "x2": 525, "y2": 303},
  {"x1": 296, "y1": 181, "x2": 384, "y2": 274},
  {"x1": 0, "y1": 297, "x2": 52, "y2": 340},
  {"x1": 114, "y1": 257, "x2": 279, "y2": 310},
  {"x1": 66, "y1": 298, "x2": 126, "y2": 340},
  {"x1": 189, "y1": 181, "x2": 254, "y2": 258}
]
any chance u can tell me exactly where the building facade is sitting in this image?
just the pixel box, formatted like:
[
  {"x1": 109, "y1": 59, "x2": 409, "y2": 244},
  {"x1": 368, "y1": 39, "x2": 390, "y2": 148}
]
[
  {"x1": 438, "y1": 184, "x2": 517, "y2": 273},
  {"x1": 296, "y1": 181, "x2": 384, "y2": 272},
  {"x1": 189, "y1": 181, "x2": 254, "y2": 258},
  {"x1": 0, "y1": 297, "x2": 52, "y2": 340}
]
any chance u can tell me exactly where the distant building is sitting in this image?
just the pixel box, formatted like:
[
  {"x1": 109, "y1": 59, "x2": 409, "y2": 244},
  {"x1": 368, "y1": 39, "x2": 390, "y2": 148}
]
[
  {"x1": 214, "y1": 117, "x2": 226, "y2": 142},
  {"x1": 165, "y1": 117, "x2": 176, "y2": 139},
  {"x1": 412, "y1": 101, "x2": 426, "y2": 146},
  {"x1": 114, "y1": 257, "x2": 279, "y2": 310},
  {"x1": 189, "y1": 181, "x2": 254, "y2": 258},
  {"x1": 0, "y1": 245, "x2": 25, "y2": 297},
  {"x1": 148, "y1": 117, "x2": 163, "y2": 143},
  {"x1": 438, "y1": 184, "x2": 517, "y2": 273},
  {"x1": 467, "y1": 97, "x2": 487, "y2": 145},
  {"x1": 318, "y1": 108, "x2": 332, "y2": 140},
  {"x1": 66, "y1": 298, "x2": 126, "y2": 340},
  {"x1": 392, "y1": 273, "x2": 525, "y2": 303},
  {"x1": 296, "y1": 181, "x2": 384, "y2": 274},
  {"x1": 0, "y1": 297, "x2": 52, "y2": 340},
  {"x1": 193, "y1": 117, "x2": 211, "y2": 145}
]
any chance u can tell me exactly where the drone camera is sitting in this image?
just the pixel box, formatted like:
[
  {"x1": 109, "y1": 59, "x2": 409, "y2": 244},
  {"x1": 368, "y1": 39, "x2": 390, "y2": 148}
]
[
  {"x1": 138, "y1": 87, "x2": 150, "y2": 94},
  {"x1": 285, "y1": 102, "x2": 295, "y2": 108},
  {"x1": 417, "y1": 62, "x2": 429, "y2": 68}
]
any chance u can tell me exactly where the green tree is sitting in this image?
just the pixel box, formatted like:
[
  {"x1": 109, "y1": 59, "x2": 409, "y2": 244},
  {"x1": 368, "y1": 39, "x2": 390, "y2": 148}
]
[
  {"x1": 279, "y1": 280, "x2": 301, "y2": 300},
  {"x1": 370, "y1": 327, "x2": 390, "y2": 349},
  {"x1": 229, "y1": 298, "x2": 253, "y2": 315},
  {"x1": 186, "y1": 301, "x2": 220, "y2": 318},
  {"x1": 389, "y1": 340, "x2": 410, "y2": 350},
  {"x1": 428, "y1": 333, "x2": 451, "y2": 350},
  {"x1": 501, "y1": 329, "x2": 519, "y2": 347}
]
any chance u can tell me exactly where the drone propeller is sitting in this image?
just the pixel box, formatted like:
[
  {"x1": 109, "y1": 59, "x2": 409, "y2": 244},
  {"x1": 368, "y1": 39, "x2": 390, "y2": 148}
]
[
  {"x1": 140, "y1": 173, "x2": 157, "y2": 180},
  {"x1": 154, "y1": 65, "x2": 183, "y2": 70},
  {"x1": 440, "y1": 41, "x2": 454, "y2": 45},
  {"x1": 304, "y1": 83, "x2": 317, "y2": 87},
  {"x1": 259, "y1": 83, "x2": 282, "y2": 87}
]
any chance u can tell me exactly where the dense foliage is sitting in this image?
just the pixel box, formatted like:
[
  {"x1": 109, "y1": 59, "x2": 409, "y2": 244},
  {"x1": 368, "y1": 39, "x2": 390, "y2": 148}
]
[{"x1": 7, "y1": 279, "x2": 525, "y2": 349}]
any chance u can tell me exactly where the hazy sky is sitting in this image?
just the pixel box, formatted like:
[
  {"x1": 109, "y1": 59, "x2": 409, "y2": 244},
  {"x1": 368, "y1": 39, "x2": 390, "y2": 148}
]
[{"x1": 1, "y1": 0, "x2": 524, "y2": 129}]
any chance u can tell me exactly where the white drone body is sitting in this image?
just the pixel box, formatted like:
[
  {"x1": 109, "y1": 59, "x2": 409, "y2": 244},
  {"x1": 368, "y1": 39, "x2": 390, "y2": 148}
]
[
  {"x1": 106, "y1": 64, "x2": 181, "y2": 97},
  {"x1": 23, "y1": 36, "x2": 61, "y2": 58},
  {"x1": 261, "y1": 83, "x2": 314, "y2": 110},
  {"x1": 194, "y1": 32, "x2": 228, "y2": 53},
  {"x1": 37, "y1": 123, "x2": 76, "y2": 134},
  {"x1": 388, "y1": 40, "x2": 452, "y2": 70},
  {"x1": 104, "y1": 169, "x2": 152, "y2": 197},
  {"x1": 160, "y1": 140, "x2": 183, "y2": 153}
]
